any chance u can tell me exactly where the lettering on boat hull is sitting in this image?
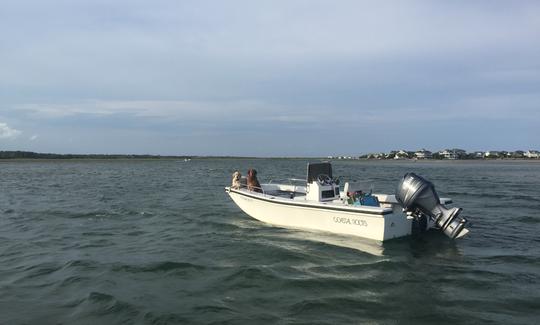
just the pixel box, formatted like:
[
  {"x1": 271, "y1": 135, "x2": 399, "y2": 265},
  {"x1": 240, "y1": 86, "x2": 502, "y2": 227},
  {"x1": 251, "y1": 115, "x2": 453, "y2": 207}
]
[{"x1": 333, "y1": 216, "x2": 368, "y2": 227}]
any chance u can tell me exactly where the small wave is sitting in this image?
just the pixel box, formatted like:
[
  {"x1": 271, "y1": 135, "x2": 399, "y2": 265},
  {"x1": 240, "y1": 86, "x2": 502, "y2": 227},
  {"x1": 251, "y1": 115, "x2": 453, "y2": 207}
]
[
  {"x1": 63, "y1": 210, "x2": 124, "y2": 219},
  {"x1": 81, "y1": 231, "x2": 115, "y2": 237},
  {"x1": 126, "y1": 230, "x2": 147, "y2": 236},
  {"x1": 98, "y1": 195, "x2": 113, "y2": 202},
  {"x1": 83, "y1": 291, "x2": 140, "y2": 316},
  {"x1": 192, "y1": 304, "x2": 236, "y2": 313},
  {"x1": 445, "y1": 191, "x2": 539, "y2": 202},
  {"x1": 59, "y1": 275, "x2": 89, "y2": 287},
  {"x1": 282, "y1": 276, "x2": 373, "y2": 293},
  {"x1": 112, "y1": 261, "x2": 206, "y2": 274},
  {"x1": 288, "y1": 296, "x2": 378, "y2": 317},
  {"x1": 222, "y1": 266, "x2": 280, "y2": 287},
  {"x1": 76, "y1": 239, "x2": 115, "y2": 249},
  {"x1": 307, "y1": 259, "x2": 404, "y2": 276},
  {"x1": 7, "y1": 260, "x2": 96, "y2": 287},
  {"x1": 63, "y1": 259, "x2": 99, "y2": 269},
  {"x1": 87, "y1": 291, "x2": 114, "y2": 303},
  {"x1": 203, "y1": 220, "x2": 245, "y2": 232},
  {"x1": 143, "y1": 312, "x2": 190, "y2": 324},
  {"x1": 515, "y1": 215, "x2": 540, "y2": 224},
  {"x1": 22, "y1": 262, "x2": 63, "y2": 279},
  {"x1": 480, "y1": 254, "x2": 540, "y2": 266}
]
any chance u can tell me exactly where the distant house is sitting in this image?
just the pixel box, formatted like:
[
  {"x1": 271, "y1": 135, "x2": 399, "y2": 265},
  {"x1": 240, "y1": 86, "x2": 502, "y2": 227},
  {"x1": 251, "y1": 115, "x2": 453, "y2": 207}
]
[
  {"x1": 367, "y1": 153, "x2": 385, "y2": 159},
  {"x1": 511, "y1": 151, "x2": 525, "y2": 158},
  {"x1": 394, "y1": 150, "x2": 410, "y2": 160},
  {"x1": 386, "y1": 151, "x2": 398, "y2": 159},
  {"x1": 439, "y1": 149, "x2": 458, "y2": 160},
  {"x1": 525, "y1": 150, "x2": 540, "y2": 158},
  {"x1": 452, "y1": 149, "x2": 467, "y2": 157},
  {"x1": 414, "y1": 149, "x2": 432, "y2": 159},
  {"x1": 473, "y1": 151, "x2": 485, "y2": 159},
  {"x1": 484, "y1": 151, "x2": 501, "y2": 158}
]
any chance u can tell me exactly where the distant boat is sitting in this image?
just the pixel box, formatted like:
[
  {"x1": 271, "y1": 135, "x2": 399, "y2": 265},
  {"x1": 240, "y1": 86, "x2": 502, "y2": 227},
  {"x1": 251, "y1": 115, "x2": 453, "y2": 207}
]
[
  {"x1": 226, "y1": 162, "x2": 469, "y2": 241},
  {"x1": 183, "y1": 158, "x2": 191, "y2": 162}
]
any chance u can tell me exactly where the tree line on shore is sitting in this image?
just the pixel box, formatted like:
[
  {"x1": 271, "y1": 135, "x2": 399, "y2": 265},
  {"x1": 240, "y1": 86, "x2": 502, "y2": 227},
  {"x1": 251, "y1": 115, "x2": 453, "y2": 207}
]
[{"x1": 0, "y1": 151, "x2": 190, "y2": 159}]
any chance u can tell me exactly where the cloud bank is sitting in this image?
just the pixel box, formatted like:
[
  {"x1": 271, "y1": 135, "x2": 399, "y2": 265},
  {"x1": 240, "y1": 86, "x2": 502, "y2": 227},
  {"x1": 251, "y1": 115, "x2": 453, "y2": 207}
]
[
  {"x1": 0, "y1": 0, "x2": 538, "y2": 155},
  {"x1": 0, "y1": 122, "x2": 21, "y2": 139}
]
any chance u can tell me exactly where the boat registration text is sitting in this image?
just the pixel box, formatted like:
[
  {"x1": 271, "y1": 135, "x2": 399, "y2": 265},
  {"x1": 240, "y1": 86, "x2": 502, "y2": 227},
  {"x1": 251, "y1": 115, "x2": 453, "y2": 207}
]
[{"x1": 333, "y1": 216, "x2": 368, "y2": 227}]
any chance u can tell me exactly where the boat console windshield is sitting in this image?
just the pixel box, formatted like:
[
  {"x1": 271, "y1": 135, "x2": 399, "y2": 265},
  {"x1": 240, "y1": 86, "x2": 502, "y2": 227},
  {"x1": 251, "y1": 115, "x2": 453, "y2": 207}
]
[
  {"x1": 307, "y1": 162, "x2": 333, "y2": 183},
  {"x1": 306, "y1": 162, "x2": 340, "y2": 202}
]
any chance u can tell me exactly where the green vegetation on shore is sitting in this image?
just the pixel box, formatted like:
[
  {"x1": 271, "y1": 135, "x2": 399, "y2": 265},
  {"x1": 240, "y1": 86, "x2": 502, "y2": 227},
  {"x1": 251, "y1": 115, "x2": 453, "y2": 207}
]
[{"x1": 0, "y1": 151, "x2": 191, "y2": 160}]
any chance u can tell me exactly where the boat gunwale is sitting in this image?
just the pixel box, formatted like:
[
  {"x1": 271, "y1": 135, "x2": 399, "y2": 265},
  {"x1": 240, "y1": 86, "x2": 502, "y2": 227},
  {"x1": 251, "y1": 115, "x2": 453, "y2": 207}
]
[{"x1": 226, "y1": 187, "x2": 394, "y2": 216}]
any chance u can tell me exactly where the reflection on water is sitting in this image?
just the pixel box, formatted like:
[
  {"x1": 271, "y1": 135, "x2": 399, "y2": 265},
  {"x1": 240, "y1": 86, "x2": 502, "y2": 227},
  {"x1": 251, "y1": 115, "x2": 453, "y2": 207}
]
[
  {"x1": 275, "y1": 229, "x2": 386, "y2": 256},
  {"x1": 230, "y1": 213, "x2": 466, "y2": 258}
]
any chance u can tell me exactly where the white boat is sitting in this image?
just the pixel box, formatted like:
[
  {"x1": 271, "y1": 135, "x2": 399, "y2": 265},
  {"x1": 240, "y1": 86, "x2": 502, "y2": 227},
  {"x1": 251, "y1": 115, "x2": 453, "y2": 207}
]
[{"x1": 226, "y1": 162, "x2": 469, "y2": 242}]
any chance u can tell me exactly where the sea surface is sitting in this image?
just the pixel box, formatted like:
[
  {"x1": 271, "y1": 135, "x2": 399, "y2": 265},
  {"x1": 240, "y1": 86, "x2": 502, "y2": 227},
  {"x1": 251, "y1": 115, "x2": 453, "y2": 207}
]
[{"x1": 1, "y1": 159, "x2": 539, "y2": 324}]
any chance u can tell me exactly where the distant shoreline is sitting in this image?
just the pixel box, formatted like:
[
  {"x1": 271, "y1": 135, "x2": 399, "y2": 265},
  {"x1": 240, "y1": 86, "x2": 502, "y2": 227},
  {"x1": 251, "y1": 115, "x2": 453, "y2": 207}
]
[
  {"x1": 0, "y1": 151, "x2": 319, "y2": 160},
  {"x1": 0, "y1": 151, "x2": 190, "y2": 160},
  {"x1": 1, "y1": 151, "x2": 539, "y2": 162}
]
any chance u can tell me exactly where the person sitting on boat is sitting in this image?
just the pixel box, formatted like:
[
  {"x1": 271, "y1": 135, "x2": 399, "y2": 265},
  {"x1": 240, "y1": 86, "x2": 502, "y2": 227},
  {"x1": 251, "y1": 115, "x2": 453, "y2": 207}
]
[
  {"x1": 231, "y1": 171, "x2": 242, "y2": 189},
  {"x1": 247, "y1": 168, "x2": 263, "y2": 193},
  {"x1": 347, "y1": 191, "x2": 361, "y2": 205},
  {"x1": 348, "y1": 190, "x2": 379, "y2": 207}
]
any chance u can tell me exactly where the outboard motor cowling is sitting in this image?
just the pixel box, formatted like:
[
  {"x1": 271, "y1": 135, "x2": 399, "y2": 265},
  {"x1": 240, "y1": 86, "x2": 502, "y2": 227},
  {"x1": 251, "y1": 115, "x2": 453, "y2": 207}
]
[{"x1": 396, "y1": 173, "x2": 468, "y2": 239}]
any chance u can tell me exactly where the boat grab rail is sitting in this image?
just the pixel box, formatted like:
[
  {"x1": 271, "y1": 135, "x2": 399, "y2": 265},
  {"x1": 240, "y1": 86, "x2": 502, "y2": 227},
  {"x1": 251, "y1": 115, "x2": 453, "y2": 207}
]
[
  {"x1": 234, "y1": 182, "x2": 304, "y2": 198},
  {"x1": 265, "y1": 178, "x2": 308, "y2": 196},
  {"x1": 235, "y1": 183, "x2": 269, "y2": 196},
  {"x1": 267, "y1": 178, "x2": 305, "y2": 185}
]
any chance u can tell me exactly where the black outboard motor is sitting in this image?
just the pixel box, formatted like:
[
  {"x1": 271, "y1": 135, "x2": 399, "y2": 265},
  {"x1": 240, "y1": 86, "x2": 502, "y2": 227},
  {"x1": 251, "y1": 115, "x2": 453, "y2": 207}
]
[{"x1": 396, "y1": 173, "x2": 468, "y2": 239}]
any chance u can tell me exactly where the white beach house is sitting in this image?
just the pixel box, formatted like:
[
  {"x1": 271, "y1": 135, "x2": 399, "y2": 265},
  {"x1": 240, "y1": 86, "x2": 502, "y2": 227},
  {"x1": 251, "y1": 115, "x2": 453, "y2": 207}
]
[{"x1": 525, "y1": 150, "x2": 540, "y2": 158}]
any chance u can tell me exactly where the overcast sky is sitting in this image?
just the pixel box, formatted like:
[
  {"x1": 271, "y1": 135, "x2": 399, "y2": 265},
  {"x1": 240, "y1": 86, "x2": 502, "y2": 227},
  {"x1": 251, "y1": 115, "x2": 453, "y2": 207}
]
[{"x1": 0, "y1": 0, "x2": 539, "y2": 156}]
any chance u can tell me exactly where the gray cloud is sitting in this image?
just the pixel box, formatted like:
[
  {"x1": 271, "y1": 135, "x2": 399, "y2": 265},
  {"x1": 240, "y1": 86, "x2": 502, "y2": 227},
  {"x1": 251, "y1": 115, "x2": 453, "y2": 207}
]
[
  {"x1": 0, "y1": 122, "x2": 21, "y2": 139},
  {"x1": 1, "y1": 0, "x2": 539, "y2": 155}
]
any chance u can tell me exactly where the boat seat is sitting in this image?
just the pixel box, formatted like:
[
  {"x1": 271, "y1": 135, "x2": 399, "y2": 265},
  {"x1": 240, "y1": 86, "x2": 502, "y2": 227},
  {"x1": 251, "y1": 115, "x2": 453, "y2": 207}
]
[{"x1": 341, "y1": 182, "x2": 350, "y2": 200}]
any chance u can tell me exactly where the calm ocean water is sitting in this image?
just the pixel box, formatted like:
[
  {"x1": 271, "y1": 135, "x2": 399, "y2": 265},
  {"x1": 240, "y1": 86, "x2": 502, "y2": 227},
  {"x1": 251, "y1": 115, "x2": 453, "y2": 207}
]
[{"x1": 1, "y1": 159, "x2": 539, "y2": 324}]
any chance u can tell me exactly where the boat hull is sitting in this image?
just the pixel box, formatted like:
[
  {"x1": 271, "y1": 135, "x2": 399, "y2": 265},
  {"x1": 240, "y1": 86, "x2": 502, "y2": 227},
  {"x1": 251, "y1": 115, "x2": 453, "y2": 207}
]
[{"x1": 226, "y1": 188, "x2": 413, "y2": 241}]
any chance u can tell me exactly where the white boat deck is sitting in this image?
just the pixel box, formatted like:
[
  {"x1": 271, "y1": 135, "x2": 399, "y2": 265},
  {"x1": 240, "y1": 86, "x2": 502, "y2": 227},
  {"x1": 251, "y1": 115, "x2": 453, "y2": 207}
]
[{"x1": 238, "y1": 184, "x2": 395, "y2": 215}]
